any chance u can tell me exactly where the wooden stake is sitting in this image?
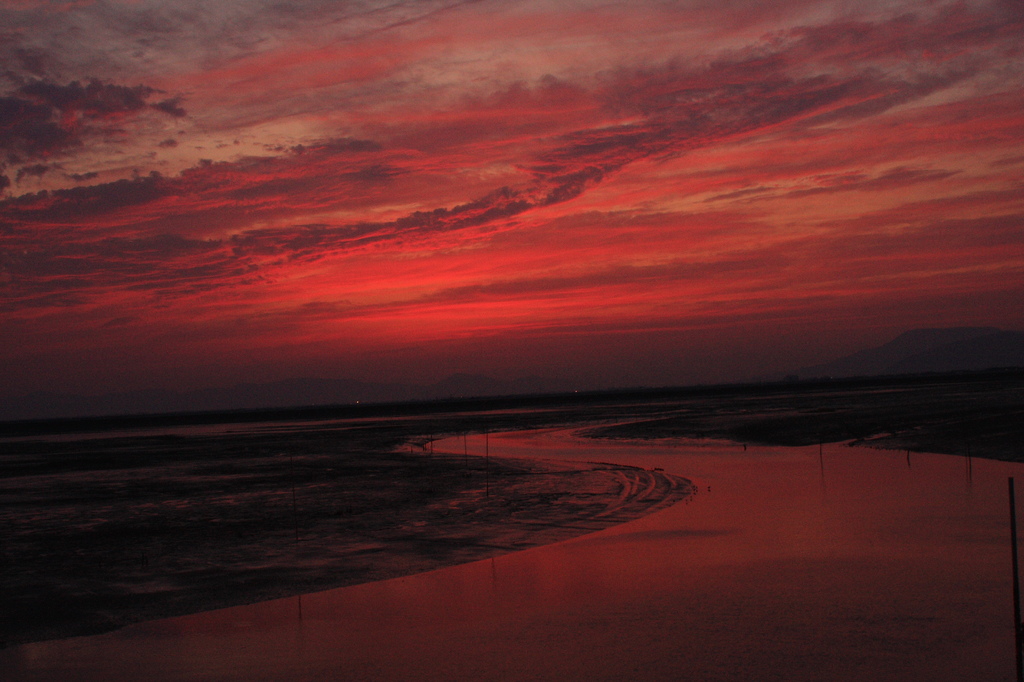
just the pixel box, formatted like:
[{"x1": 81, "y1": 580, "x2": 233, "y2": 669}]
[
  {"x1": 290, "y1": 453, "x2": 299, "y2": 542},
  {"x1": 1010, "y1": 477, "x2": 1022, "y2": 682}
]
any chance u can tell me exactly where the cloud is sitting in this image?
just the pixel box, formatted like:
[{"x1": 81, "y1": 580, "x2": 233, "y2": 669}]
[
  {"x1": 2, "y1": 0, "x2": 1022, "y2": 372},
  {"x1": 0, "y1": 230, "x2": 257, "y2": 311},
  {"x1": 2, "y1": 171, "x2": 170, "y2": 227},
  {"x1": 0, "y1": 78, "x2": 184, "y2": 163},
  {"x1": 18, "y1": 79, "x2": 154, "y2": 118},
  {"x1": 151, "y1": 97, "x2": 187, "y2": 118},
  {"x1": 101, "y1": 316, "x2": 138, "y2": 328},
  {"x1": 0, "y1": 93, "x2": 76, "y2": 160},
  {"x1": 769, "y1": 166, "x2": 962, "y2": 200},
  {"x1": 15, "y1": 163, "x2": 52, "y2": 182},
  {"x1": 779, "y1": 1, "x2": 1024, "y2": 65},
  {"x1": 3, "y1": 1, "x2": 1018, "y2": 312}
]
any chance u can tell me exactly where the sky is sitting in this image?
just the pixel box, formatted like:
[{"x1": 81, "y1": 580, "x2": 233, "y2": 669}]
[{"x1": 1, "y1": 0, "x2": 1022, "y2": 401}]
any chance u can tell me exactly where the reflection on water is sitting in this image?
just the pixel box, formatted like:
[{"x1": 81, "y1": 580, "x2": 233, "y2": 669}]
[{"x1": 3, "y1": 430, "x2": 1022, "y2": 681}]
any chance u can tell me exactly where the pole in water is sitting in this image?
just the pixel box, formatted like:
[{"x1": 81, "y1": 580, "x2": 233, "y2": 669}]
[
  {"x1": 818, "y1": 439, "x2": 826, "y2": 491},
  {"x1": 1010, "y1": 477, "x2": 1023, "y2": 682},
  {"x1": 485, "y1": 430, "x2": 490, "y2": 498},
  {"x1": 290, "y1": 453, "x2": 299, "y2": 542}
]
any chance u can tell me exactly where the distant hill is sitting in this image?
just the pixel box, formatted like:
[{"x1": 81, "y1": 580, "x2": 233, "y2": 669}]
[
  {"x1": 7, "y1": 328, "x2": 1023, "y2": 421},
  {"x1": 0, "y1": 377, "x2": 405, "y2": 422},
  {"x1": 425, "y1": 373, "x2": 553, "y2": 399},
  {"x1": 0, "y1": 373, "x2": 565, "y2": 421},
  {"x1": 795, "y1": 327, "x2": 1024, "y2": 379}
]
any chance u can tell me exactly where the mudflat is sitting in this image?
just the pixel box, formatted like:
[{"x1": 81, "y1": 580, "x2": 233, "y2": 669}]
[
  {"x1": 2, "y1": 369, "x2": 1021, "y2": 649},
  {"x1": 0, "y1": 423, "x2": 687, "y2": 648}
]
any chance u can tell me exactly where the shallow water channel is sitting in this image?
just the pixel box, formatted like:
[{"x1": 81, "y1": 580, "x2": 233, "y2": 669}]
[{"x1": 5, "y1": 428, "x2": 1024, "y2": 681}]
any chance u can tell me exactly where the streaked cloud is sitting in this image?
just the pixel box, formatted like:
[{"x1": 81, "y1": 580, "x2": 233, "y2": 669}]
[{"x1": 1, "y1": 0, "x2": 1021, "y2": 395}]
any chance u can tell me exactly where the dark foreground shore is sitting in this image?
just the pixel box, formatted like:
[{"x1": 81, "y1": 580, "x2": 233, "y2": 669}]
[
  {"x1": 2, "y1": 369, "x2": 1021, "y2": 649},
  {"x1": 0, "y1": 424, "x2": 687, "y2": 648}
]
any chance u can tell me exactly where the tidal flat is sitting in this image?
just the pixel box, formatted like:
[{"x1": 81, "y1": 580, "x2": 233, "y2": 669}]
[
  {"x1": 0, "y1": 424, "x2": 686, "y2": 648},
  {"x1": 1, "y1": 369, "x2": 1022, "y2": 670}
]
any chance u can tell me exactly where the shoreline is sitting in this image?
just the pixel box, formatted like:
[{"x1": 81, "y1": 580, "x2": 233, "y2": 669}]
[
  {"x1": 1, "y1": 445, "x2": 689, "y2": 649},
  {"x1": 5, "y1": 422, "x2": 1019, "y2": 681},
  {"x1": 4, "y1": 370, "x2": 1020, "y2": 649}
]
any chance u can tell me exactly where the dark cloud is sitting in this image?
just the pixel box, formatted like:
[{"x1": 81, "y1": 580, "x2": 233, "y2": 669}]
[
  {"x1": 0, "y1": 78, "x2": 184, "y2": 162},
  {"x1": 10, "y1": 47, "x2": 51, "y2": 77},
  {"x1": 0, "y1": 137, "x2": 396, "y2": 247},
  {"x1": 16, "y1": 163, "x2": 51, "y2": 182},
  {"x1": 292, "y1": 139, "x2": 382, "y2": 154},
  {"x1": 1, "y1": 171, "x2": 169, "y2": 227},
  {"x1": 152, "y1": 97, "x2": 187, "y2": 118},
  {"x1": 2, "y1": 4, "x2": 1019, "y2": 315},
  {"x1": 518, "y1": 3, "x2": 1020, "y2": 207},
  {"x1": 66, "y1": 171, "x2": 99, "y2": 182},
  {"x1": 18, "y1": 79, "x2": 154, "y2": 118},
  {"x1": 0, "y1": 37, "x2": 998, "y2": 309},
  {"x1": 0, "y1": 137, "x2": 417, "y2": 306},
  {"x1": 705, "y1": 167, "x2": 961, "y2": 204},
  {"x1": 101, "y1": 316, "x2": 138, "y2": 329},
  {"x1": 1, "y1": 153, "x2": 608, "y2": 309},
  {"x1": 0, "y1": 93, "x2": 76, "y2": 159},
  {"x1": 783, "y1": 167, "x2": 959, "y2": 199},
  {"x1": 704, "y1": 186, "x2": 774, "y2": 203},
  {"x1": 781, "y1": 2, "x2": 1023, "y2": 65},
  {"x1": 533, "y1": 70, "x2": 861, "y2": 185},
  {"x1": 992, "y1": 155, "x2": 1024, "y2": 168},
  {"x1": 228, "y1": 172, "x2": 607, "y2": 265},
  {"x1": 0, "y1": 230, "x2": 255, "y2": 311},
  {"x1": 539, "y1": 167, "x2": 605, "y2": 205},
  {"x1": 158, "y1": 138, "x2": 178, "y2": 148}
]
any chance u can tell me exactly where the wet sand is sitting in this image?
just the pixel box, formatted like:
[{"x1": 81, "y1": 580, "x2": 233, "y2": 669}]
[
  {"x1": 5, "y1": 432, "x2": 1021, "y2": 681},
  {"x1": 2, "y1": 369, "x2": 1021, "y2": 651},
  {"x1": 0, "y1": 427, "x2": 688, "y2": 648}
]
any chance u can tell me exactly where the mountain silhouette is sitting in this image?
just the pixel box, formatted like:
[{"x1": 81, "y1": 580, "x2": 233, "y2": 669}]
[
  {"x1": 795, "y1": 327, "x2": 1024, "y2": 378},
  {"x1": 6, "y1": 329, "x2": 1023, "y2": 421}
]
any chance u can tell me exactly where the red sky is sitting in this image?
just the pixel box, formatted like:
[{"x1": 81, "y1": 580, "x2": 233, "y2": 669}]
[{"x1": 1, "y1": 0, "x2": 1022, "y2": 400}]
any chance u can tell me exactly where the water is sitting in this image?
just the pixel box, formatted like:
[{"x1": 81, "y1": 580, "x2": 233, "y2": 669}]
[{"x1": 3, "y1": 429, "x2": 1021, "y2": 681}]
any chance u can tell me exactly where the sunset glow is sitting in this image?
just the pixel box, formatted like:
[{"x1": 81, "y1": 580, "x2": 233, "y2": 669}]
[{"x1": 2, "y1": 0, "x2": 1022, "y2": 398}]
